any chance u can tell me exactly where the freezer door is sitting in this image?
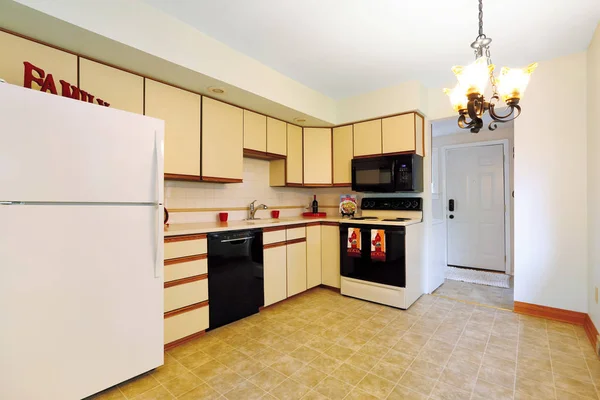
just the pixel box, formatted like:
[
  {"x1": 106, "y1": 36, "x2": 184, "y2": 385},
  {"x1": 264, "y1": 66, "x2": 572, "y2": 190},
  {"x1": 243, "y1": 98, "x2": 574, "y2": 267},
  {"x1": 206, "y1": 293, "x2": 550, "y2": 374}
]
[
  {"x1": 0, "y1": 84, "x2": 164, "y2": 203},
  {"x1": 0, "y1": 205, "x2": 163, "y2": 400}
]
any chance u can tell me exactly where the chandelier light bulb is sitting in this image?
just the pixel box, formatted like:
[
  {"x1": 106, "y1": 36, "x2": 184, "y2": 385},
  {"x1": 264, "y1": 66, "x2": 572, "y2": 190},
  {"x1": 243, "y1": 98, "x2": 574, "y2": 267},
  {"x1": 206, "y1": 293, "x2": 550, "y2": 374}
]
[
  {"x1": 451, "y1": 57, "x2": 495, "y2": 96},
  {"x1": 443, "y1": 85, "x2": 469, "y2": 112},
  {"x1": 496, "y1": 62, "x2": 538, "y2": 102}
]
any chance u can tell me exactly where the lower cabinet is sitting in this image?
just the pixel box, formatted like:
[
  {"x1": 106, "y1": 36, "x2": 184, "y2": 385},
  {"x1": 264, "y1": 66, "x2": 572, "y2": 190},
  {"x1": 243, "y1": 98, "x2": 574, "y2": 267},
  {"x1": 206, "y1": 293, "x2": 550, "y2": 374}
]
[
  {"x1": 287, "y1": 240, "x2": 307, "y2": 297},
  {"x1": 263, "y1": 244, "x2": 287, "y2": 306},
  {"x1": 306, "y1": 224, "x2": 322, "y2": 289},
  {"x1": 164, "y1": 305, "x2": 209, "y2": 346},
  {"x1": 321, "y1": 224, "x2": 341, "y2": 288}
]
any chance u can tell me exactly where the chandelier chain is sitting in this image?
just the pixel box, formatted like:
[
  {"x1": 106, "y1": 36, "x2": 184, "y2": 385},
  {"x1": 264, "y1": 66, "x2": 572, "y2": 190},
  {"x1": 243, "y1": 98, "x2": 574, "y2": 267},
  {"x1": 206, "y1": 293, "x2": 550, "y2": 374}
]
[{"x1": 478, "y1": 0, "x2": 484, "y2": 38}]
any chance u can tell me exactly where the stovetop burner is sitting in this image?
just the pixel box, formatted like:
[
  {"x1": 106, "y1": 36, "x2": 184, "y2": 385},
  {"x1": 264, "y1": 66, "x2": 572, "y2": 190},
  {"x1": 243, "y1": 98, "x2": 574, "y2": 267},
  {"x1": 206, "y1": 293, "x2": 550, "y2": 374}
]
[
  {"x1": 350, "y1": 216, "x2": 378, "y2": 220},
  {"x1": 381, "y1": 218, "x2": 412, "y2": 222}
]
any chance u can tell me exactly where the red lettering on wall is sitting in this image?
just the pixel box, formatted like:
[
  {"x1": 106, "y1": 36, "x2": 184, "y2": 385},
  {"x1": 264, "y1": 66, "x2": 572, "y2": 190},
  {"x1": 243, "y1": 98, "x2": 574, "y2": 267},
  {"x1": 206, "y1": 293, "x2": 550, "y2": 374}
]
[
  {"x1": 40, "y1": 74, "x2": 58, "y2": 95},
  {"x1": 96, "y1": 99, "x2": 110, "y2": 107},
  {"x1": 59, "y1": 80, "x2": 81, "y2": 99},
  {"x1": 23, "y1": 61, "x2": 45, "y2": 88}
]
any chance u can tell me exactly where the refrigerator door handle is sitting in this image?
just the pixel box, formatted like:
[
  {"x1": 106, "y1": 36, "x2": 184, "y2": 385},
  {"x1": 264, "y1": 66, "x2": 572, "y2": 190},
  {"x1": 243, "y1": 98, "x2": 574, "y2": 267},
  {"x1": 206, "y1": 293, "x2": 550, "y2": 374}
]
[{"x1": 154, "y1": 130, "x2": 164, "y2": 279}]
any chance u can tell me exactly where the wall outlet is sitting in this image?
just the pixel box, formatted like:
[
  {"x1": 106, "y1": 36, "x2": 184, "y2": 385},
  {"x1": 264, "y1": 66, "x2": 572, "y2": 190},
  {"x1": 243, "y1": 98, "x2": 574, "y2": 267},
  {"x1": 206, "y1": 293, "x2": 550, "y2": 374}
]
[{"x1": 596, "y1": 287, "x2": 598, "y2": 304}]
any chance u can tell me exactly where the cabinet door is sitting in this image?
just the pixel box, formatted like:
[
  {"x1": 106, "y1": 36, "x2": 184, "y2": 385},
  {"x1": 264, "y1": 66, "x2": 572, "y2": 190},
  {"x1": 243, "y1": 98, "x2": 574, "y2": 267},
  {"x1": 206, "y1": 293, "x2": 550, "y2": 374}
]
[
  {"x1": 202, "y1": 97, "x2": 244, "y2": 181},
  {"x1": 287, "y1": 241, "x2": 307, "y2": 297},
  {"x1": 382, "y1": 113, "x2": 416, "y2": 154},
  {"x1": 145, "y1": 79, "x2": 201, "y2": 178},
  {"x1": 353, "y1": 119, "x2": 382, "y2": 157},
  {"x1": 267, "y1": 117, "x2": 287, "y2": 156},
  {"x1": 321, "y1": 225, "x2": 340, "y2": 288},
  {"x1": 303, "y1": 128, "x2": 332, "y2": 185},
  {"x1": 306, "y1": 225, "x2": 322, "y2": 289},
  {"x1": 243, "y1": 110, "x2": 267, "y2": 152},
  {"x1": 415, "y1": 114, "x2": 425, "y2": 156},
  {"x1": 79, "y1": 58, "x2": 144, "y2": 114},
  {"x1": 333, "y1": 125, "x2": 353, "y2": 186},
  {"x1": 264, "y1": 245, "x2": 287, "y2": 306},
  {"x1": 0, "y1": 31, "x2": 77, "y2": 91},
  {"x1": 287, "y1": 124, "x2": 303, "y2": 185}
]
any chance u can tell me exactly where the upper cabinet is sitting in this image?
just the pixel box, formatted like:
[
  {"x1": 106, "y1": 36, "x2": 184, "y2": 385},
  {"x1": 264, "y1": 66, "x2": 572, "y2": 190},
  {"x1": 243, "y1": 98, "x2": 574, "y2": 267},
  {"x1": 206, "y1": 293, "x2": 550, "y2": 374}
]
[
  {"x1": 353, "y1": 119, "x2": 382, "y2": 157},
  {"x1": 286, "y1": 124, "x2": 303, "y2": 185},
  {"x1": 243, "y1": 110, "x2": 267, "y2": 153},
  {"x1": 332, "y1": 125, "x2": 353, "y2": 186},
  {"x1": 267, "y1": 117, "x2": 287, "y2": 156},
  {"x1": 202, "y1": 97, "x2": 244, "y2": 182},
  {"x1": 303, "y1": 128, "x2": 332, "y2": 186},
  {"x1": 145, "y1": 79, "x2": 201, "y2": 179},
  {"x1": 382, "y1": 112, "x2": 425, "y2": 156},
  {"x1": 79, "y1": 59, "x2": 144, "y2": 114},
  {"x1": 0, "y1": 31, "x2": 77, "y2": 91}
]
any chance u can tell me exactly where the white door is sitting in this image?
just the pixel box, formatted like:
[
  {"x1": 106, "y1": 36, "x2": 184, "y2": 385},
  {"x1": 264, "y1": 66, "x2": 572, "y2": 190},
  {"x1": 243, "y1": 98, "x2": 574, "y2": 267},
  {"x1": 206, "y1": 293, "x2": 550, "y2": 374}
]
[
  {"x1": 0, "y1": 204, "x2": 163, "y2": 400},
  {"x1": 0, "y1": 83, "x2": 163, "y2": 203},
  {"x1": 446, "y1": 144, "x2": 506, "y2": 271}
]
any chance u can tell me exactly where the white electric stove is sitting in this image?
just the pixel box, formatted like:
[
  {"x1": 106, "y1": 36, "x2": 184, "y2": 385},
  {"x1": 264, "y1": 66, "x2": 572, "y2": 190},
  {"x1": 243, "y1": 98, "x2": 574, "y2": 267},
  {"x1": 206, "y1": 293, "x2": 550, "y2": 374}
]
[{"x1": 339, "y1": 197, "x2": 425, "y2": 309}]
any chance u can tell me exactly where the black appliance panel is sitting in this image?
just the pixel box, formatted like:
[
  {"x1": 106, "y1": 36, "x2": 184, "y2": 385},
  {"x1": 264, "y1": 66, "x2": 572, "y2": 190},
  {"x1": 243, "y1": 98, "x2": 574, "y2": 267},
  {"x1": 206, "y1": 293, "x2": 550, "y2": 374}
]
[
  {"x1": 340, "y1": 224, "x2": 406, "y2": 287},
  {"x1": 207, "y1": 229, "x2": 264, "y2": 330},
  {"x1": 352, "y1": 154, "x2": 423, "y2": 193}
]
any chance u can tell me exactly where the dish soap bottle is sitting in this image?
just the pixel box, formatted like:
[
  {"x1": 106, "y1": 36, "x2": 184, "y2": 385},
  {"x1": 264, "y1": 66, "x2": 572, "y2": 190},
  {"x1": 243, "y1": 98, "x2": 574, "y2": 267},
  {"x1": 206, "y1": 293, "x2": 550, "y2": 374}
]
[{"x1": 312, "y1": 195, "x2": 319, "y2": 214}]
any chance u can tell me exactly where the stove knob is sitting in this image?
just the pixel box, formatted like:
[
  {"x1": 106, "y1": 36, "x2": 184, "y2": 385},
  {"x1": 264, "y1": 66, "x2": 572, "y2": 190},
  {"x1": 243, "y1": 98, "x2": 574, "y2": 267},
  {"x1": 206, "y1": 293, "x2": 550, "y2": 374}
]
[{"x1": 412, "y1": 200, "x2": 419, "y2": 208}]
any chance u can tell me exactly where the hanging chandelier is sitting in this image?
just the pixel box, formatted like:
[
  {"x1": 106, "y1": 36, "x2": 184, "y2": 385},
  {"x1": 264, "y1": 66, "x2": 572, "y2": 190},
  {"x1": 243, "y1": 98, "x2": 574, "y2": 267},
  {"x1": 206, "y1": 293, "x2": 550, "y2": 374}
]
[{"x1": 444, "y1": 0, "x2": 537, "y2": 133}]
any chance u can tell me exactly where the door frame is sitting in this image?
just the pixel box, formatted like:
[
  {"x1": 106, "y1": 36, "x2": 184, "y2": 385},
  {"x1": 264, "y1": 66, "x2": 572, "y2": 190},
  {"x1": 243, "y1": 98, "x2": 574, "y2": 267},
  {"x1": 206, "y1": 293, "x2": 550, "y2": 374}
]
[{"x1": 441, "y1": 139, "x2": 512, "y2": 275}]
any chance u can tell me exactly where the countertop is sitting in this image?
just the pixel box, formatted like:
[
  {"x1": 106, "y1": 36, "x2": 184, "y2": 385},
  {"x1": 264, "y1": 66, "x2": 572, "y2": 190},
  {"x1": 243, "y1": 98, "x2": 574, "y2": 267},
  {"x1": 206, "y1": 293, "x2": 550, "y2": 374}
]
[{"x1": 164, "y1": 216, "x2": 422, "y2": 237}]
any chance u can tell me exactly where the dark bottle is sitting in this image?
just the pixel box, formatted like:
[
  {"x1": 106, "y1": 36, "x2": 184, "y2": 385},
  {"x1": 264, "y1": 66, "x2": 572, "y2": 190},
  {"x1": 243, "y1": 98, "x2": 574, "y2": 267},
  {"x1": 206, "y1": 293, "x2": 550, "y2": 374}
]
[{"x1": 312, "y1": 195, "x2": 318, "y2": 214}]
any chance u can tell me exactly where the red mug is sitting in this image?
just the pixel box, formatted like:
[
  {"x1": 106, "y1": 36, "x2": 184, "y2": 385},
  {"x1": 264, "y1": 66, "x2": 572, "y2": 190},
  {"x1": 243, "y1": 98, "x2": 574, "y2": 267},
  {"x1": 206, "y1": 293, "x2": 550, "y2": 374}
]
[
  {"x1": 271, "y1": 210, "x2": 280, "y2": 219},
  {"x1": 219, "y1": 212, "x2": 228, "y2": 222}
]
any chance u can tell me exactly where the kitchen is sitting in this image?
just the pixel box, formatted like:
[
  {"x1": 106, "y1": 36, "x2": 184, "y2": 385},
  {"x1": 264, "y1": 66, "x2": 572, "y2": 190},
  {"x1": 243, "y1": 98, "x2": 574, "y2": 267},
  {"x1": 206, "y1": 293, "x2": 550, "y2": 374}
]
[{"x1": 2, "y1": 1, "x2": 600, "y2": 400}]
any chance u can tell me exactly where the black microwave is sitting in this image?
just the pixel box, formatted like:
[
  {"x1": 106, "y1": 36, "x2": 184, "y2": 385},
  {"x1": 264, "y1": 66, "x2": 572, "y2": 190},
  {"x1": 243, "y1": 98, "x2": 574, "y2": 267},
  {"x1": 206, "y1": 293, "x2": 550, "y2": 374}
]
[{"x1": 351, "y1": 154, "x2": 423, "y2": 193}]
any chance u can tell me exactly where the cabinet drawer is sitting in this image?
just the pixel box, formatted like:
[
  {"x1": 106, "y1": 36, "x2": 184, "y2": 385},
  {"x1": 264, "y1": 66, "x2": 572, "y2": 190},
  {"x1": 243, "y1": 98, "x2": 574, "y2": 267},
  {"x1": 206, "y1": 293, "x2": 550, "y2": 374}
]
[
  {"x1": 286, "y1": 226, "x2": 306, "y2": 240},
  {"x1": 264, "y1": 229, "x2": 287, "y2": 245},
  {"x1": 164, "y1": 279, "x2": 208, "y2": 313},
  {"x1": 164, "y1": 305, "x2": 209, "y2": 345},
  {"x1": 165, "y1": 257, "x2": 207, "y2": 283},
  {"x1": 164, "y1": 236, "x2": 207, "y2": 260}
]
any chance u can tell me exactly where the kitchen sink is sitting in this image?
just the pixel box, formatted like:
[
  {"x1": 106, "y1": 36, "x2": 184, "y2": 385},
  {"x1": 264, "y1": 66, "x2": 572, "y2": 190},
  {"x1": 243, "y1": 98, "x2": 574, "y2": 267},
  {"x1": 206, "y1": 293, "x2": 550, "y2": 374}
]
[{"x1": 244, "y1": 219, "x2": 279, "y2": 224}]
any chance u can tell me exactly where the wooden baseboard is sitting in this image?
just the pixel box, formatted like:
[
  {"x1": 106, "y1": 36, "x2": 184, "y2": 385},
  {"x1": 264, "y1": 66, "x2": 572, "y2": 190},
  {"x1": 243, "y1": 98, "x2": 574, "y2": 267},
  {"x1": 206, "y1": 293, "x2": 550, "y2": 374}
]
[
  {"x1": 514, "y1": 301, "x2": 587, "y2": 325},
  {"x1": 584, "y1": 314, "x2": 599, "y2": 350},
  {"x1": 164, "y1": 330, "x2": 205, "y2": 351}
]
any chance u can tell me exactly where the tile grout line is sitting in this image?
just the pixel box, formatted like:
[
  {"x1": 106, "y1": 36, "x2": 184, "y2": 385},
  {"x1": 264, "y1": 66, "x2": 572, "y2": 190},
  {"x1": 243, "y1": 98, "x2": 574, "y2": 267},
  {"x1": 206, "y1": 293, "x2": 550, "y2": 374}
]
[{"x1": 468, "y1": 310, "x2": 495, "y2": 400}]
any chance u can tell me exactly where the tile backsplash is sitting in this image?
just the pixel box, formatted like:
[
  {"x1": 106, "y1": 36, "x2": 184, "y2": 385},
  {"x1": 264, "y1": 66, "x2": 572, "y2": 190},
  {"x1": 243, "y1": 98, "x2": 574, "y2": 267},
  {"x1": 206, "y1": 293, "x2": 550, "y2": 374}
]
[{"x1": 165, "y1": 158, "x2": 357, "y2": 224}]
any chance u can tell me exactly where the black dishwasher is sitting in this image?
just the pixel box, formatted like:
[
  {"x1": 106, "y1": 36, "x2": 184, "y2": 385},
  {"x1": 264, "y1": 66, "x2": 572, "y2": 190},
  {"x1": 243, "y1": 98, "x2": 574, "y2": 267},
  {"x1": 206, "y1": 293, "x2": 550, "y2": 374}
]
[{"x1": 207, "y1": 229, "x2": 264, "y2": 330}]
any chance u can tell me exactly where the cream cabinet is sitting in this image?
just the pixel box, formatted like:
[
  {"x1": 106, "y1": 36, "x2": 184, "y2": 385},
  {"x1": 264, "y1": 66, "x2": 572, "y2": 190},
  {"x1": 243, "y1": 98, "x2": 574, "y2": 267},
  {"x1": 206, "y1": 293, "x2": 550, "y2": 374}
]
[
  {"x1": 269, "y1": 159, "x2": 286, "y2": 187},
  {"x1": 382, "y1": 113, "x2": 415, "y2": 154},
  {"x1": 303, "y1": 128, "x2": 332, "y2": 186},
  {"x1": 287, "y1": 124, "x2": 303, "y2": 185},
  {"x1": 306, "y1": 225, "x2": 322, "y2": 289},
  {"x1": 145, "y1": 79, "x2": 201, "y2": 178},
  {"x1": 321, "y1": 224, "x2": 341, "y2": 288},
  {"x1": 79, "y1": 58, "x2": 144, "y2": 114},
  {"x1": 243, "y1": 110, "x2": 267, "y2": 152},
  {"x1": 267, "y1": 117, "x2": 287, "y2": 156},
  {"x1": 264, "y1": 245, "x2": 287, "y2": 306},
  {"x1": 287, "y1": 240, "x2": 307, "y2": 297},
  {"x1": 333, "y1": 125, "x2": 353, "y2": 186},
  {"x1": 353, "y1": 119, "x2": 382, "y2": 157},
  {"x1": 164, "y1": 305, "x2": 209, "y2": 346},
  {"x1": 0, "y1": 31, "x2": 77, "y2": 92},
  {"x1": 202, "y1": 97, "x2": 244, "y2": 182}
]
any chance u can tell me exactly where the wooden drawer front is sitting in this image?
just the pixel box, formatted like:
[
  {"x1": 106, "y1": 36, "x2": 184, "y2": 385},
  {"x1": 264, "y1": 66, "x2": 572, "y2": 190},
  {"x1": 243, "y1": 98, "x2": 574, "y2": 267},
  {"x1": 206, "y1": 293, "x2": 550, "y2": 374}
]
[
  {"x1": 164, "y1": 237, "x2": 207, "y2": 260},
  {"x1": 164, "y1": 279, "x2": 208, "y2": 313},
  {"x1": 286, "y1": 226, "x2": 306, "y2": 240},
  {"x1": 264, "y1": 229, "x2": 287, "y2": 245},
  {"x1": 165, "y1": 258, "x2": 207, "y2": 283},
  {"x1": 164, "y1": 306, "x2": 209, "y2": 345}
]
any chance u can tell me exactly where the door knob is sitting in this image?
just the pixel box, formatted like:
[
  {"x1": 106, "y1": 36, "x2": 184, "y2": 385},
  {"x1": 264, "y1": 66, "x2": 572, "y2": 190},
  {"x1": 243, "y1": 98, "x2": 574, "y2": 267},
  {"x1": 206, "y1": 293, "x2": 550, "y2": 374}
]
[{"x1": 449, "y1": 215, "x2": 454, "y2": 219}]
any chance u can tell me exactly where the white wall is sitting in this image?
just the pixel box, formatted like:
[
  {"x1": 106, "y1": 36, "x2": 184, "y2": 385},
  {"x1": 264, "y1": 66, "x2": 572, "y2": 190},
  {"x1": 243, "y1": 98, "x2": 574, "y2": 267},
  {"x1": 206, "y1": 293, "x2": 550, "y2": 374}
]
[
  {"x1": 165, "y1": 158, "x2": 355, "y2": 224},
  {"x1": 588, "y1": 25, "x2": 600, "y2": 327},
  {"x1": 514, "y1": 51, "x2": 588, "y2": 312}
]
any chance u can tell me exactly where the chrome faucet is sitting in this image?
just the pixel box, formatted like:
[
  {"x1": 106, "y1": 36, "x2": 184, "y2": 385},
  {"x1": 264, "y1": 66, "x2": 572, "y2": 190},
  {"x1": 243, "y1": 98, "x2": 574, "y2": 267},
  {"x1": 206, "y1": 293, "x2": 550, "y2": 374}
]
[{"x1": 248, "y1": 200, "x2": 268, "y2": 220}]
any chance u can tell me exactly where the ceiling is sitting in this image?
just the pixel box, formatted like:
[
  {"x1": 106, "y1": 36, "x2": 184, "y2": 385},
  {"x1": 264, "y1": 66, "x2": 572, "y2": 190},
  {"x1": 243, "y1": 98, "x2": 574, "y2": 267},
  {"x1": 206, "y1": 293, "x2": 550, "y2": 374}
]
[{"x1": 142, "y1": 0, "x2": 600, "y2": 100}]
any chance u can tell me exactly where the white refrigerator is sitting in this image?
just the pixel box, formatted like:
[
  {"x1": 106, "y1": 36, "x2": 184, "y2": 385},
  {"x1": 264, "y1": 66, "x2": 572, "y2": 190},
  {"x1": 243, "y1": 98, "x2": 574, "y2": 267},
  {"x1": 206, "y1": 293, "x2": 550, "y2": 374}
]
[{"x1": 0, "y1": 83, "x2": 165, "y2": 399}]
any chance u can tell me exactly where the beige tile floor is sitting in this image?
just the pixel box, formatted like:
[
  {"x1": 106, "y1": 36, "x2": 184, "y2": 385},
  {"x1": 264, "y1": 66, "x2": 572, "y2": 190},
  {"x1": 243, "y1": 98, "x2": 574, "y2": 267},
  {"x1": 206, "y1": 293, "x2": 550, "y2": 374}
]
[
  {"x1": 90, "y1": 288, "x2": 599, "y2": 400},
  {"x1": 434, "y1": 278, "x2": 515, "y2": 310}
]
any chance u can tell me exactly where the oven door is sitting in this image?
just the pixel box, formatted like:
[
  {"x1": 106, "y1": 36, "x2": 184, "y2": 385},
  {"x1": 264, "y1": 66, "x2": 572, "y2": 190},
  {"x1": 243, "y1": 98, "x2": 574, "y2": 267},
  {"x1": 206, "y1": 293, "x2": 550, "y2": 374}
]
[
  {"x1": 340, "y1": 224, "x2": 406, "y2": 287},
  {"x1": 351, "y1": 157, "x2": 396, "y2": 192}
]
